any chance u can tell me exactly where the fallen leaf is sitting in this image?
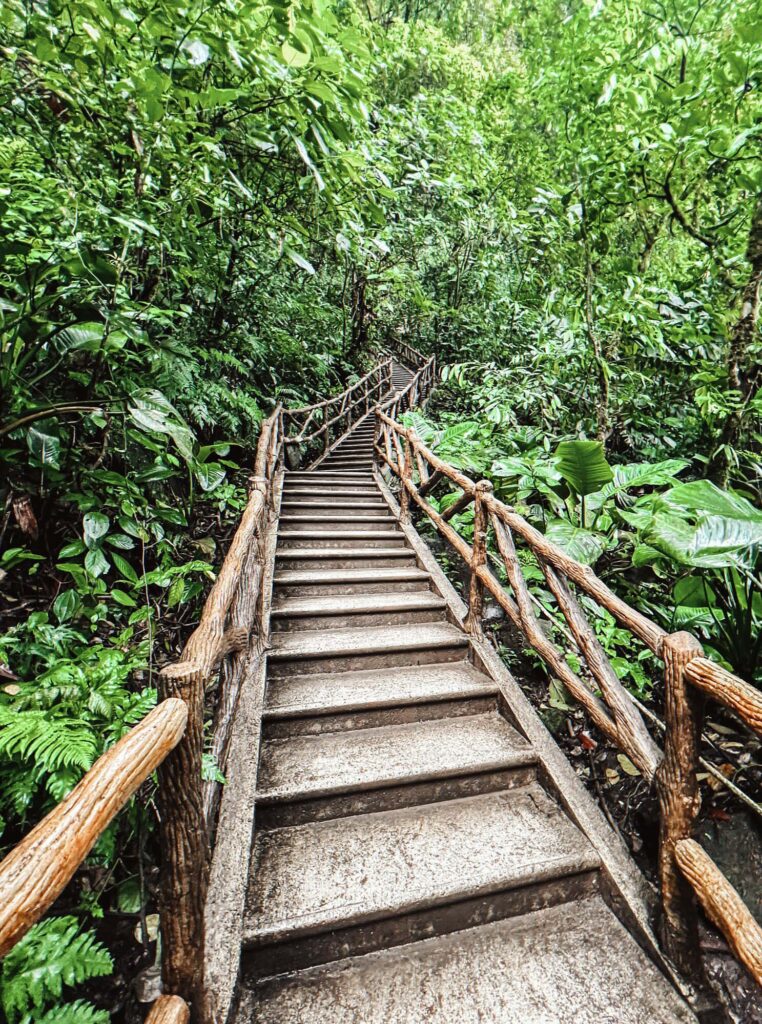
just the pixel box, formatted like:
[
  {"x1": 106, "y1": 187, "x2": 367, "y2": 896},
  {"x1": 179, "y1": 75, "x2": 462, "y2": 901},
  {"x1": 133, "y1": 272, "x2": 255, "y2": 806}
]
[
  {"x1": 578, "y1": 730, "x2": 597, "y2": 751},
  {"x1": 12, "y1": 495, "x2": 38, "y2": 539},
  {"x1": 706, "y1": 764, "x2": 735, "y2": 792},
  {"x1": 605, "y1": 768, "x2": 621, "y2": 786},
  {"x1": 617, "y1": 754, "x2": 641, "y2": 777}
]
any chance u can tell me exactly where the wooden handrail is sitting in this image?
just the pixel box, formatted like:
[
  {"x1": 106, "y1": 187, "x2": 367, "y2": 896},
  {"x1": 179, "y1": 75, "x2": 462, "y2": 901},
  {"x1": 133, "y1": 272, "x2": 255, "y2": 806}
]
[
  {"x1": 144, "y1": 995, "x2": 190, "y2": 1024},
  {"x1": 283, "y1": 358, "x2": 392, "y2": 416},
  {"x1": 675, "y1": 839, "x2": 762, "y2": 986},
  {"x1": 0, "y1": 699, "x2": 187, "y2": 956},
  {"x1": 374, "y1": 407, "x2": 762, "y2": 991},
  {"x1": 0, "y1": 360, "x2": 428, "y2": 1023}
]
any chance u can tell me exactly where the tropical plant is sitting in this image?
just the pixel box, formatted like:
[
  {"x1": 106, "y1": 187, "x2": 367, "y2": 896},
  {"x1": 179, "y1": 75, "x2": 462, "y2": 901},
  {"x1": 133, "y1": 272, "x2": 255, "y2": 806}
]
[{"x1": 0, "y1": 916, "x2": 112, "y2": 1024}]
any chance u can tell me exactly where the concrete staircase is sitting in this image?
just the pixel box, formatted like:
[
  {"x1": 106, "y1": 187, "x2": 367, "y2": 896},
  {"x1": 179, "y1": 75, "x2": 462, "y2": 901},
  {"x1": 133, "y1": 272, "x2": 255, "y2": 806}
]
[{"x1": 234, "y1": 364, "x2": 696, "y2": 1023}]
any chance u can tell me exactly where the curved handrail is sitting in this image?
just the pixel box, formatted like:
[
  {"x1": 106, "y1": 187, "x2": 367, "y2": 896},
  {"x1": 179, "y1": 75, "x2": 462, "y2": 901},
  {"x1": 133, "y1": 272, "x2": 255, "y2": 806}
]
[{"x1": 374, "y1": 408, "x2": 762, "y2": 987}]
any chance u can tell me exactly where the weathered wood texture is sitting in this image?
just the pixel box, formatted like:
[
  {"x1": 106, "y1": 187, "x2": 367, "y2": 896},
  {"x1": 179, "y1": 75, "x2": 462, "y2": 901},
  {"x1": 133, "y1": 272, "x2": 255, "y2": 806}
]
[
  {"x1": 464, "y1": 480, "x2": 491, "y2": 634},
  {"x1": 283, "y1": 361, "x2": 392, "y2": 446},
  {"x1": 0, "y1": 699, "x2": 187, "y2": 957},
  {"x1": 375, "y1": 404, "x2": 762, "y2": 987},
  {"x1": 685, "y1": 658, "x2": 762, "y2": 736},
  {"x1": 675, "y1": 839, "x2": 762, "y2": 986},
  {"x1": 655, "y1": 632, "x2": 705, "y2": 980},
  {"x1": 144, "y1": 995, "x2": 191, "y2": 1024},
  {"x1": 157, "y1": 409, "x2": 282, "y2": 1014}
]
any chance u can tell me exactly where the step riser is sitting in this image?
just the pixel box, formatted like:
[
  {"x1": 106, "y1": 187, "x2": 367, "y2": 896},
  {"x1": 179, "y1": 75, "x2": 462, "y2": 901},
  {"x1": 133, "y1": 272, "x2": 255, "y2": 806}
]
[
  {"x1": 257, "y1": 764, "x2": 538, "y2": 828},
  {"x1": 285, "y1": 477, "x2": 375, "y2": 485},
  {"x1": 264, "y1": 695, "x2": 498, "y2": 738},
  {"x1": 267, "y1": 644, "x2": 469, "y2": 678},
  {"x1": 271, "y1": 608, "x2": 445, "y2": 632},
  {"x1": 243, "y1": 870, "x2": 600, "y2": 980},
  {"x1": 279, "y1": 518, "x2": 396, "y2": 532},
  {"x1": 277, "y1": 535, "x2": 406, "y2": 550},
  {"x1": 274, "y1": 555, "x2": 416, "y2": 570},
  {"x1": 273, "y1": 579, "x2": 430, "y2": 597},
  {"x1": 323, "y1": 459, "x2": 374, "y2": 467}
]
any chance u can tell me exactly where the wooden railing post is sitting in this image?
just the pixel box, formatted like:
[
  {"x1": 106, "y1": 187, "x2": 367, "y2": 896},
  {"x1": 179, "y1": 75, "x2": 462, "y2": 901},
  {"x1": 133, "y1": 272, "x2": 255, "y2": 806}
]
[
  {"x1": 400, "y1": 430, "x2": 413, "y2": 523},
  {"x1": 464, "y1": 480, "x2": 492, "y2": 634},
  {"x1": 655, "y1": 630, "x2": 705, "y2": 981},
  {"x1": 157, "y1": 663, "x2": 210, "y2": 1020}
]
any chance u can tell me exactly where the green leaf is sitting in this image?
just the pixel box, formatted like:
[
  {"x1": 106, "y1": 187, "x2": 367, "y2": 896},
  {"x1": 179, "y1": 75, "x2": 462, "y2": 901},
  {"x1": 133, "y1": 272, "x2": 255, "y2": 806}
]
[
  {"x1": 644, "y1": 513, "x2": 762, "y2": 569},
  {"x1": 53, "y1": 589, "x2": 79, "y2": 622},
  {"x1": 84, "y1": 548, "x2": 110, "y2": 577},
  {"x1": 111, "y1": 552, "x2": 139, "y2": 584},
  {"x1": 83, "y1": 512, "x2": 109, "y2": 549},
  {"x1": 55, "y1": 322, "x2": 104, "y2": 353},
  {"x1": 656, "y1": 481, "x2": 762, "y2": 522},
  {"x1": 194, "y1": 461, "x2": 226, "y2": 492},
  {"x1": 545, "y1": 519, "x2": 606, "y2": 565},
  {"x1": 110, "y1": 588, "x2": 137, "y2": 607},
  {"x1": 1, "y1": 917, "x2": 111, "y2": 1023},
  {"x1": 674, "y1": 576, "x2": 717, "y2": 608},
  {"x1": 26, "y1": 428, "x2": 60, "y2": 469},
  {"x1": 282, "y1": 40, "x2": 310, "y2": 67},
  {"x1": 555, "y1": 440, "x2": 613, "y2": 496},
  {"x1": 286, "y1": 249, "x2": 316, "y2": 274}
]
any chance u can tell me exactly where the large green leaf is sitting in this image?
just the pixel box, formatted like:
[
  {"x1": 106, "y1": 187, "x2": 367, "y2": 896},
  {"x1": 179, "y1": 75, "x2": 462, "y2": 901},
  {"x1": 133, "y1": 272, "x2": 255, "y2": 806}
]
[
  {"x1": 655, "y1": 481, "x2": 762, "y2": 522},
  {"x1": 545, "y1": 519, "x2": 606, "y2": 565},
  {"x1": 644, "y1": 512, "x2": 762, "y2": 569},
  {"x1": 554, "y1": 440, "x2": 613, "y2": 496},
  {"x1": 588, "y1": 459, "x2": 689, "y2": 510}
]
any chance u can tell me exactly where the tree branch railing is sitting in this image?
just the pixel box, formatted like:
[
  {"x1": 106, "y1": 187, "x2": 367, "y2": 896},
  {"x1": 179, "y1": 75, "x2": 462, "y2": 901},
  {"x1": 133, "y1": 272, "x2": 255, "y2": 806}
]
[
  {"x1": 374, "y1": 410, "x2": 762, "y2": 989},
  {"x1": 0, "y1": 405, "x2": 285, "y2": 1022},
  {"x1": 282, "y1": 359, "x2": 393, "y2": 466},
  {"x1": 0, "y1": 350, "x2": 435, "y2": 1023},
  {"x1": 391, "y1": 337, "x2": 428, "y2": 370}
]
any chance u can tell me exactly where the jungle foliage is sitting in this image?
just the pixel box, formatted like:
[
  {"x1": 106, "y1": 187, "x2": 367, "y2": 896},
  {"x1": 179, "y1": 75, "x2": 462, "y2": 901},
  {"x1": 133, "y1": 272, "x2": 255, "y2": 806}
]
[{"x1": 0, "y1": 0, "x2": 760, "y2": 1018}]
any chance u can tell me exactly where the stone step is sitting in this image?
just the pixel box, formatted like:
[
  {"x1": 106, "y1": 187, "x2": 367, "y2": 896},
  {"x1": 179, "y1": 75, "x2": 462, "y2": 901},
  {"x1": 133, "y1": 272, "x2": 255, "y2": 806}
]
[
  {"x1": 280, "y1": 501, "x2": 387, "y2": 517},
  {"x1": 274, "y1": 548, "x2": 416, "y2": 572},
  {"x1": 277, "y1": 530, "x2": 406, "y2": 550},
  {"x1": 257, "y1": 712, "x2": 536, "y2": 824},
  {"x1": 285, "y1": 472, "x2": 374, "y2": 484},
  {"x1": 273, "y1": 567, "x2": 430, "y2": 596},
  {"x1": 283, "y1": 487, "x2": 381, "y2": 500},
  {"x1": 239, "y1": 896, "x2": 696, "y2": 1024},
  {"x1": 271, "y1": 591, "x2": 446, "y2": 631},
  {"x1": 269, "y1": 621, "x2": 467, "y2": 664},
  {"x1": 243, "y1": 785, "x2": 601, "y2": 971},
  {"x1": 264, "y1": 661, "x2": 497, "y2": 725},
  {"x1": 279, "y1": 515, "x2": 395, "y2": 531}
]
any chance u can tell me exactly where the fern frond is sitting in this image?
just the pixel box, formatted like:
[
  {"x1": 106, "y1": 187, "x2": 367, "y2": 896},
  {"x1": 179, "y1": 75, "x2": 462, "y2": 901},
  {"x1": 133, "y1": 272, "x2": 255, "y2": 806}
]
[
  {"x1": 1, "y1": 917, "x2": 112, "y2": 1023},
  {"x1": 26, "y1": 999, "x2": 110, "y2": 1024},
  {"x1": 0, "y1": 709, "x2": 98, "y2": 773}
]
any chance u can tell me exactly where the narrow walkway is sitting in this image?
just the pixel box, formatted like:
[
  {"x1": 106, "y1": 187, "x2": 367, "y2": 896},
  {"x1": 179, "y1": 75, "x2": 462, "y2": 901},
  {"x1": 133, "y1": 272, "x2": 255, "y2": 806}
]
[{"x1": 234, "y1": 365, "x2": 695, "y2": 1023}]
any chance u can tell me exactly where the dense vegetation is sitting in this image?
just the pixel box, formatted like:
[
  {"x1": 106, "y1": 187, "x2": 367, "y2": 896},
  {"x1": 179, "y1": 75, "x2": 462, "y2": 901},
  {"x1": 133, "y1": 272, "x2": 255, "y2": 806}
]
[{"x1": 0, "y1": 0, "x2": 760, "y2": 1018}]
